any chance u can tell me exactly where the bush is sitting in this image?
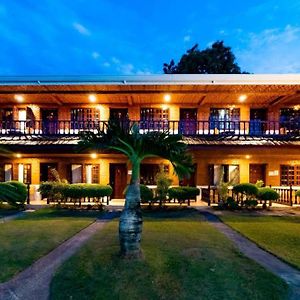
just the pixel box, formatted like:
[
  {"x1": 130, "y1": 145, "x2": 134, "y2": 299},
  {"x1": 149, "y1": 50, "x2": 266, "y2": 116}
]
[
  {"x1": 156, "y1": 170, "x2": 172, "y2": 205},
  {"x1": 296, "y1": 190, "x2": 300, "y2": 197},
  {"x1": 140, "y1": 184, "x2": 154, "y2": 203},
  {"x1": 39, "y1": 183, "x2": 112, "y2": 203},
  {"x1": 258, "y1": 187, "x2": 279, "y2": 209},
  {"x1": 244, "y1": 199, "x2": 258, "y2": 209},
  {"x1": 226, "y1": 196, "x2": 239, "y2": 210},
  {"x1": 258, "y1": 188, "x2": 279, "y2": 201},
  {"x1": 0, "y1": 181, "x2": 27, "y2": 207},
  {"x1": 168, "y1": 186, "x2": 200, "y2": 204},
  {"x1": 233, "y1": 183, "x2": 259, "y2": 198}
]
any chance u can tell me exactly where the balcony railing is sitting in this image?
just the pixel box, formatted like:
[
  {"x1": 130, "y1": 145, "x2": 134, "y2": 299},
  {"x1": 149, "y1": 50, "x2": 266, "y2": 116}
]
[{"x1": 0, "y1": 120, "x2": 299, "y2": 137}]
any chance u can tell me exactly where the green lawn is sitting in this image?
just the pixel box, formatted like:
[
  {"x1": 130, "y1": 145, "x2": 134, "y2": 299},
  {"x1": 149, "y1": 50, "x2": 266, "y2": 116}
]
[
  {"x1": 220, "y1": 213, "x2": 300, "y2": 269},
  {"x1": 0, "y1": 208, "x2": 101, "y2": 282},
  {"x1": 50, "y1": 209, "x2": 288, "y2": 300}
]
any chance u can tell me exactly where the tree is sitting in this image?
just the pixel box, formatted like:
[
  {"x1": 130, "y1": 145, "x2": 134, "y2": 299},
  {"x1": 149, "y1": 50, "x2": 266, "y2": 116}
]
[
  {"x1": 79, "y1": 121, "x2": 193, "y2": 258},
  {"x1": 163, "y1": 41, "x2": 246, "y2": 74}
]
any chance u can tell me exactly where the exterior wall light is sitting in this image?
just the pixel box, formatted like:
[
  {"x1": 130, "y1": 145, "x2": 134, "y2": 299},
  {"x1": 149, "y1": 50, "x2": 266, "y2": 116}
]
[
  {"x1": 14, "y1": 94, "x2": 24, "y2": 102},
  {"x1": 90, "y1": 153, "x2": 97, "y2": 159},
  {"x1": 239, "y1": 95, "x2": 247, "y2": 102},
  {"x1": 163, "y1": 94, "x2": 171, "y2": 102},
  {"x1": 15, "y1": 153, "x2": 22, "y2": 158},
  {"x1": 89, "y1": 94, "x2": 97, "y2": 103}
]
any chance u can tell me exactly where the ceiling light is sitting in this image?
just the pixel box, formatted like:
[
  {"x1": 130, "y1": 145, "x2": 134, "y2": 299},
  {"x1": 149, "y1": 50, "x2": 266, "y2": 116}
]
[
  {"x1": 15, "y1": 153, "x2": 22, "y2": 158},
  {"x1": 245, "y1": 155, "x2": 251, "y2": 159},
  {"x1": 163, "y1": 94, "x2": 171, "y2": 102},
  {"x1": 239, "y1": 95, "x2": 247, "y2": 102},
  {"x1": 14, "y1": 94, "x2": 24, "y2": 102},
  {"x1": 90, "y1": 153, "x2": 97, "y2": 159},
  {"x1": 89, "y1": 94, "x2": 97, "y2": 102}
]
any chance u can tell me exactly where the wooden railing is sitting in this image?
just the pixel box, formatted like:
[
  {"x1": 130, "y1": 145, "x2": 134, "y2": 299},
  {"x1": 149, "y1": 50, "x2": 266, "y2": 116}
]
[
  {"x1": 201, "y1": 185, "x2": 300, "y2": 206},
  {"x1": 0, "y1": 120, "x2": 299, "y2": 138}
]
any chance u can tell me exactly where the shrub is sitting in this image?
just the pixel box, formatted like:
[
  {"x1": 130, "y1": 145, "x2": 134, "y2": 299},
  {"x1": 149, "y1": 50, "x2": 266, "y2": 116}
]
[
  {"x1": 258, "y1": 187, "x2": 279, "y2": 209},
  {"x1": 0, "y1": 181, "x2": 27, "y2": 207},
  {"x1": 156, "y1": 169, "x2": 172, "y2": 205},
  {"x1": 296, "y1": 190, "x2": 300, "y2": 197},
  {"x1": 233, "y1": 183, "x2": 258, "y2": 200},
  {"x1": 168, "y1": 186, "x2": 200, "y2": 204},
  {"x1": 39, "y1": 183, "x2": 112, "y2": 203},
  {"x1": 140, "y1": 184, "x2": 154, "y2": 203},
  {"x1": 226, "y1": 196, "x2": 239, "y2": 210},
  {"x1": 244, "y1": 199, "x2": 258, "y2": 209}
]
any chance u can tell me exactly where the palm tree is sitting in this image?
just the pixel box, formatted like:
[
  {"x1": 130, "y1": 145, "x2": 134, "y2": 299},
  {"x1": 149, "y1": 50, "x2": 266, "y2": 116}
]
[{"x1": 79, "y1": 120, "x2": 193, "y2": 258}]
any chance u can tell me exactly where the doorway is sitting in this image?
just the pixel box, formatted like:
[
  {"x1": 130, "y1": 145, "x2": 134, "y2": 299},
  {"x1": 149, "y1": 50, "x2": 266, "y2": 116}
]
[
  {"x1": 40, "y1": 163, "x2": 58, "y2": 182},
  {"x1": 110, "y1": 164, "x2": 127, "y2": 198},
  {"x1": 179, "y1": 108, "x2": 197, "y2": 135},
  {"x1": 41, "y1": 109, "x2": 58, "y2": 134},
  {"x1": 110, "y1": 108, "x2": 128, "y2": 120},
  {"x1": 249, "y1": 164, "x2": 266, "y2": 184},
  {"x1": 250, "y1": 109, "x2": 267, "y2": 135}
]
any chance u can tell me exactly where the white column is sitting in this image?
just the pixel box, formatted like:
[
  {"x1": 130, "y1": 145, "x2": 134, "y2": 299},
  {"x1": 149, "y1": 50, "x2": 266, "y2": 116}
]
[
  {"x1": 18, "y1": 164, "x2": 24, "y2": 182},
  {"x1": 86, "y1": 165, "x2": 92, "y2": 184}
]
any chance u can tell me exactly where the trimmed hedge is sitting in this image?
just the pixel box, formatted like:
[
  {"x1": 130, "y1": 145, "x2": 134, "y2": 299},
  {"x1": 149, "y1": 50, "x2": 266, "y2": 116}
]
[
  {"x1": 0, "y1": 181, "x2": 27, "y2": 207},
  {"x1": 168, "y1": 186, "x2": 200, "y2": 203},
  {"x1": 38, "y1": 182, "x2": 112, "y2": 203},
  {"x1": 258, "y1": 187, "x2": 279, "y2": 201},
  {"x1": 123, "y1": 184, "x2": 154, "y2": 203},
  {"x1": 233, "y1": 183, "x2": 259, "y2": 197}
]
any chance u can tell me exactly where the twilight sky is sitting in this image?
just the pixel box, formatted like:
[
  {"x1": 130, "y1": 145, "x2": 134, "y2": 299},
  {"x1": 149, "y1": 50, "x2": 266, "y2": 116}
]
[{"x1": 0, "y1": 0, "x2": 300, "y2": 75}]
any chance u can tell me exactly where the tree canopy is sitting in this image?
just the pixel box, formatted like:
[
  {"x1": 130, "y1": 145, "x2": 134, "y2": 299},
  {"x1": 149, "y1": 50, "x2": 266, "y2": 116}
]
[{"x1": 163, "y1": 41, "x2": 246, "y2": 74}]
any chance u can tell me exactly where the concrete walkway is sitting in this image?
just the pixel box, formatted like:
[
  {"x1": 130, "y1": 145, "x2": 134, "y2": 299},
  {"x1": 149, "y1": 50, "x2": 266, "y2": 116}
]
[
  {"x1": 0, "y1": 210, "x2": 32, "y2": 223},
  {"x1": 0, "y1": 211, "x2": 118, "y2": 300},
  {"x1": 197, "y1": 207, "x2": 300, "y2": 300}
]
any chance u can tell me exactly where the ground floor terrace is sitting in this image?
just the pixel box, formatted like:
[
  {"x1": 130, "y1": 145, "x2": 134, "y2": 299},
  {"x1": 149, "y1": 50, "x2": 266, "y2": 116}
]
[{"x1": 0, "y1": 145, "x2": 299, "y2": 204}]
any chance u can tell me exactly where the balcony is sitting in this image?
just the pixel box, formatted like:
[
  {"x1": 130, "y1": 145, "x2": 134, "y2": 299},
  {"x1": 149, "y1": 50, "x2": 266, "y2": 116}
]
[{"x1": 0, "y1": 120, "x2": 299, "y2": 138}]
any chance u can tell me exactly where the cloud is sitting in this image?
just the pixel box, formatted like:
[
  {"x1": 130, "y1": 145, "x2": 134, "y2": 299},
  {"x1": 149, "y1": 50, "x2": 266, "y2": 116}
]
[
  {"x1": 103, "y1": 62, "x2": 111, "y2": 67},
  {"x1": 183, "y1": 35, "x2": 191, "y2": 42},
  {"x1": 237, "y1": 25, "x2": 300, "y2": 73},
  {"x1": 72, "y1": 22, "x2": 90, "y2": 36},
  {"x1": 111, "y1": 56, "x2": 121, "y2": 64},
  {"x1": 92, "y1": 51, "x2": 100, "y2": 59}
]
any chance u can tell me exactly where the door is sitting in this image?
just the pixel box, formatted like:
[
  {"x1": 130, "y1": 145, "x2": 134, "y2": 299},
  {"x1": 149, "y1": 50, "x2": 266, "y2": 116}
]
[
  {"x1": 41, "y1": 109, "x2": 58, "y2": 134},
  {"x1": 250, "y1": 109, "x2": 267, "y2": 135},
  {"x1": 110, "y1": 163, "x2": 127, "y2": 198},
  {"x1": 110, "y1": 108, "x2": 128, "y2": 120},
  {"x1": 18, "y1": 109, "x2": 26, "y2": 133},
  {"x1": 249, "y1": 164, "x2": 266, "y2": 185},
  {"x1": 180, "y1": 109, "x2": 197, "y2": 135},
  {"x1": 40, "y1": 163, "x2": 58, "y2": 182}
]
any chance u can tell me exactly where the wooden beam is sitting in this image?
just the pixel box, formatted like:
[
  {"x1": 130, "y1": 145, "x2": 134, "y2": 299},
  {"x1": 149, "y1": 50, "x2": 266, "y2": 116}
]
[
  {"x1": 197, "y1": 95, "x2": 206, "y2": 105},
  {"x1": 268, "y1": 92, "x2": 299, "y2": 106}
]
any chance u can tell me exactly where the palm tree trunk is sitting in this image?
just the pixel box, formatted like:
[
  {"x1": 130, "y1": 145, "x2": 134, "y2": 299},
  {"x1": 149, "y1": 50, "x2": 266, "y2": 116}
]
[{"x1": 119, "y1": 160, "x2": 143, "y2": 258}]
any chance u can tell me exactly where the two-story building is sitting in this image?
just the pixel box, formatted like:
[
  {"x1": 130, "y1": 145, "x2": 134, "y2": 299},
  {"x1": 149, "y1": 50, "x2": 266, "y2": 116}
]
[{"x1": 0, "y1": 74, "x2": 299, "y2": 201}]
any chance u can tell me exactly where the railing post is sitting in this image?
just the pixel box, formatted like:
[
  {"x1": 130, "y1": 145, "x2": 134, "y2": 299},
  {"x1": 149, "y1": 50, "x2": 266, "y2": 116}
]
[
  {"x1": 27, "y1": 183, "x2": 30, "y2": 204},
  {"x1": 290, "y1": 185, "x2": 293, "y2": 206}
]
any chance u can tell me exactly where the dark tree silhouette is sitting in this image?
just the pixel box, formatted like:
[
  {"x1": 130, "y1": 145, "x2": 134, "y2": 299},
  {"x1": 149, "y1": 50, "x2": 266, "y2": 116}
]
[{"x1": 163, "y1": 41, "x2": 246, "y2": 74}]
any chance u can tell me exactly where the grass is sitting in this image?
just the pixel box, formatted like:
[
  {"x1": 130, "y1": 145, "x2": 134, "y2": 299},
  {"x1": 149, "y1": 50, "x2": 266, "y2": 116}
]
[
  {"x1": 50, "y1": 209, "x2": 288, "y2": 300},
  {"x1": 0, "y1": 208, "x2": 101, "y2": 282},
  {"x1": 220, "y1": 212, "x2": 300, "y2": 269}
]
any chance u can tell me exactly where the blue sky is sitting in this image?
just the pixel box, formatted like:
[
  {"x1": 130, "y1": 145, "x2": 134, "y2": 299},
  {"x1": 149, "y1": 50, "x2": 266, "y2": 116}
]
[{"x1": 0, "y1": 0, "x2": 300, "y2": 75}]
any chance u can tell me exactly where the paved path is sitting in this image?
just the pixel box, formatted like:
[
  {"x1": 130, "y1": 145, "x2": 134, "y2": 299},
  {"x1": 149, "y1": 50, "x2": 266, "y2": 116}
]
[
  {"x1": 0, "y1": 211, "x2": 118, "y2": 300},
  {"x1": 197, "y1": 208, "x2": 300, "y2": 300},
  {"x1": 0, "y1": 210, "x2": 30, "y2": 223}
]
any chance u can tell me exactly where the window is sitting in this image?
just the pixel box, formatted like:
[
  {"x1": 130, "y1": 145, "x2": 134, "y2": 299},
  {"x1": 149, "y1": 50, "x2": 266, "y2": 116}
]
[
  {"x1": 70, "y1": 108, "x2": 100, "y2": 129},
  {"x1": 140, "y1": 108, "x2": 169, "y2": 130},
  {"x1": 86, "y1": 164, "x2": 100, "y2": 184},
  {"x1": 280, "y1": 109, "x2": 300, "y2": 133},
  {"x1": 209, "y1": 164, "x2": 240, "y2": 185},
  {"x1": 209, "y1": 108, "x2": 240, "y2": 131},
  {"x1": 280, "y1": 165, "x2": 300, "y2": 186},
  {"x1": 71, "y1": 164, "x2": 83, "y2": 183},
  {"x1": 18, "y1": 164, "x2": 31, "y2": 184},
  {"x1": 140, "y1": 164, "x2": 169, "y2": 185},
  {"x1": 0, "y1": 164, "x2": 12, "y2": 182}
]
